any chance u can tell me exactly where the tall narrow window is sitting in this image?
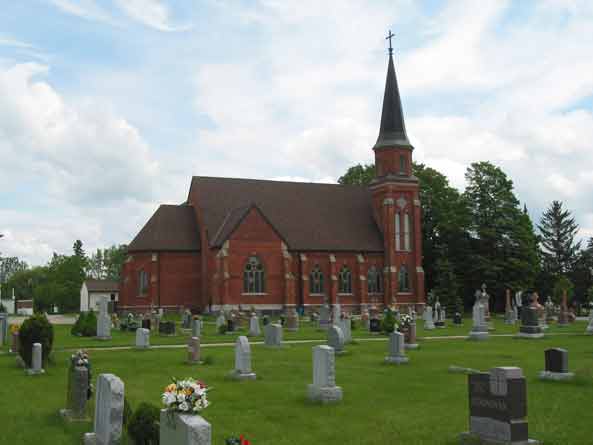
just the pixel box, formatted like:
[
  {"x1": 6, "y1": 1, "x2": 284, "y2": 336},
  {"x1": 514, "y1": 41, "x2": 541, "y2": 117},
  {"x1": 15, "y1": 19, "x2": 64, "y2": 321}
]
[
  {"x1": 404, "y1": 213, "x2": 411, "y2": 251},
  {"x1": 338, "y1": 265, "x2": 352, "y2": 294},
  {"x1": 309, "y1": 264, "x2": 324, "y2": 295},
  {"x1": 138, "y1": 270, "x2": 149, "y2": 295},
  {"x1": 395, "y1": 213, "x2": 401, "y2": 251},
  {"x1": 398, "y1": 265, "x2": 410, "y2": 292},
  {"x1": 399, "y1": 154, "x2": 406, "y2": 174},
  {"x1": 243, "y1": 256, "x2": 265, "y2": 293},
  {"x1": 367, "y1": 266, "x2": 383, "y2": 294}
]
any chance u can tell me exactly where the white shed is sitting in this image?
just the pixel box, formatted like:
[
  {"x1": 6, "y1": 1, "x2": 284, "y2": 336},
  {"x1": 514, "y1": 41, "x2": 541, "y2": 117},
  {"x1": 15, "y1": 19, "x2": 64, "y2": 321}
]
[{"x1": 80, "y1": 279, "x2": 119, "y2": 312}]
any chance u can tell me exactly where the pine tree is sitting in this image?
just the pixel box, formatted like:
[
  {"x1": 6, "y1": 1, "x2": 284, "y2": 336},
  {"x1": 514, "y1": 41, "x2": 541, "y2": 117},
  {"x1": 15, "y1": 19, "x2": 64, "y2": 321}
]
[{"x1": 538, "y1": 201, "x2": 581, "y2": 276}]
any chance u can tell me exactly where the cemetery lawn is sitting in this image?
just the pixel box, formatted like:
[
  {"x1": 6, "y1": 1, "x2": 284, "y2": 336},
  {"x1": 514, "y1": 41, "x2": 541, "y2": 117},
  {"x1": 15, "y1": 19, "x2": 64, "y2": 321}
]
[{"x1": 1, "y1": 327, "x2": 592, "y2": 444}]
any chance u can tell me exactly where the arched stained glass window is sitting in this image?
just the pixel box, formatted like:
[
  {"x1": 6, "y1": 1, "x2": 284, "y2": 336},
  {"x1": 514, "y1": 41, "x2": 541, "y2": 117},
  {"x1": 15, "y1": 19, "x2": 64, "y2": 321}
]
[
  {"x1": 309, "y1": 264, "x2": 324, "y2": 294},
  {"x1": 338, "y1": 265, "x2": 352, "y2": 294},
  {"x1": 367, "y1": 266, "x2": 383, "y2": 294},
  {"x1": 395, "y1": 213, "x2": 401, "y2": 251},
  {"x1": 404, "y1": 213, "x2": 411, "y2": 251},
  {"x1": 243, "y1": 256, "x2": 265, "y2": 293},
  {"x1": 398, "y1": 265, "x2": 410, "y2": 292}
]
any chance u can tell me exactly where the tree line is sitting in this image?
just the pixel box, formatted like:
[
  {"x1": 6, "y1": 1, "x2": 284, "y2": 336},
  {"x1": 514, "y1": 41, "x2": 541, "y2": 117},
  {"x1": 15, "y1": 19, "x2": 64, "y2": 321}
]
[
  {"x1": 339, "y1": 161, "x2": 593, "y2": 312},
  {"x1": 0, "y1": 241, "x2": 127, "y2": 313}
]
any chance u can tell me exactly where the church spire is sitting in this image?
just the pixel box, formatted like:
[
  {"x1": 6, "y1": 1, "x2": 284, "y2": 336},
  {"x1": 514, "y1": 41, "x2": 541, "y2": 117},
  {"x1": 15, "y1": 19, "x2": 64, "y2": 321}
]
[{"x1": 374, "y1": 32, "x2": 411, "y2": 150}]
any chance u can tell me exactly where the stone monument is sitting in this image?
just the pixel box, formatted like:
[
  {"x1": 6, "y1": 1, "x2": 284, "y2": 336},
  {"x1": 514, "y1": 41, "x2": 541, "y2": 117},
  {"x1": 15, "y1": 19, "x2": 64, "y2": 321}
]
[
  {"x1": 538, "y1": 348, "x2": 574, "y2": 381},
  {"x1": 264, "y1": 323, "x2": 282, "y2": 347},
  {"x1": 248, "y1": 314, "x2": 261, "y2": 336},
  {"x1": 96, "y1": 297, "x2": 112, "y2": 340},
  {"x1": 84, "y1": 374, "x2": 124, "y2": 445},
  {"x1": 307, "y1": 345, "x2": 342, "y2": 403},
  {"x1": 504, "y1": 289, "x2": 515, "y2": 325},
  {"x1": 135, "y1": 328, "x2": 150, "y2": 349},
  {"x1": 327, "y1": 325, "x2": 345, "y2": 355},
  {"x1": 26, "y1": 342, "x2": 45, "y2": 375},
  {"x1": 229, "y1": 336, "x2": 256, "y2": 380},
  {"x1": 286, "y1": 307, "x2": 299, "y2": 332},
  {"x1": 423, "y1": 305, "x2": 435, "y2": 330},
  {"x1": 187, "y1": 336, "x2": 201, "y2": 364},
  {"x1": 160, "y1": 410, "x2": 211, "y2": 445},
  {"x1": 468, "y1": 301, "x2": 489, "y2": 341},
  {"x1": 385, "y1": 331, "x2": 409, "y2": 364},
  {"x1": 192, "y1": 318, "x2": 202, "y2": 338},
  {"x1": 516, "y1": 306, "x2": 544, "y2": 339}
]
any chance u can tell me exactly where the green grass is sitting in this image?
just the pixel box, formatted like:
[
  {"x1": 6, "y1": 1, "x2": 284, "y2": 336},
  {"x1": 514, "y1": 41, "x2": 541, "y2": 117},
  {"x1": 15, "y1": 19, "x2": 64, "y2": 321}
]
[{"x1": 0, "y1": 321, "x2": 592, "y2": 445}]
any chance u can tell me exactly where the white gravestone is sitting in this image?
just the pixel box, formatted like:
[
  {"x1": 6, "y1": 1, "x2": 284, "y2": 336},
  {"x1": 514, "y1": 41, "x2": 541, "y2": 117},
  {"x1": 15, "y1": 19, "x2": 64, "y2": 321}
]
[
  {"x1": 26, "y1": 342, "x2": 45, "y2": 375},
  {"x1": 586, "y1": 312, "x2": 593, "y2": 335},
  {"x1": 84, "y1": 374, "x2": 124, "y2": 445},
  {"x1": 327, "y1": 325, "x2": 345, "y2": 354},
  {"x1": 385, "y1": 332, "x2": 409, "y2": 364},
  {"x1": 96, "y1": 297, "x2": 112, "y2": 340},
  {"x1": 215, "y1": 314, "x2": 226, "y2": 331},
  {"x1": 187, "y1": 337, "x2": 201, "y2": 364},
  {"x1": 468, "y1": 302, "x2": 489, "y2": 341},
  {"x1": 160, "y1": 410, "x2": 211, "y2": 445},
  {"x1": 307, "y1": 345, "x2": 343, "y2": 403},
  {"x1": 135, "y1": 328, "x2": 150, "y2": 349},
  {"x1": 339, "y1": 318, "x2": 352, "y2": 344},
  {"x1": 192, "y1": 319, "x2": 202, "y2": 338},
  {"x1": 248, "y1": 315, "x2": 261, "y2": 336},
  {"x1": 264, "y1": 323, "x2": 282, "y2": 347},
  {"x1": 318, "y1": 304, "x2": 331, "y2": 330},
  {"x1": 230, "y1": 336, "x2": 256, "y2": 380},
  {"x1": 423, "y1": 306, "x2": 435, "y2": 330}
]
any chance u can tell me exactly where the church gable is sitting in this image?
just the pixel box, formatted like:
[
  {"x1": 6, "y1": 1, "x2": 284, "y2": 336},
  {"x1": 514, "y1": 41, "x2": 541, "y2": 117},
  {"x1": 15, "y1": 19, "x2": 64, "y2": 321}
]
[{"x1": 215, "y1": 204, "x2": 286, "y2": 247}]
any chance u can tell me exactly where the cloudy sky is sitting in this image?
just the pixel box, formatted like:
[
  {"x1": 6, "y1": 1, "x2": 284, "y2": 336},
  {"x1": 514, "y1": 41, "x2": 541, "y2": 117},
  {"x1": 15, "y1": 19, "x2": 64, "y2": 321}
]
[{"x1": 1, "y1": 0, "x2": 593, "y2": 266}]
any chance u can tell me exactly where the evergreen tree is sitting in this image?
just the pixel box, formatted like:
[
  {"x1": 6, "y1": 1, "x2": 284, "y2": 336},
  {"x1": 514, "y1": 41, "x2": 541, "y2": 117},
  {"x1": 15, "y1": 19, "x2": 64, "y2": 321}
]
[{"x1": 538, "y1": 200, "x2": 581, "y2": 276}]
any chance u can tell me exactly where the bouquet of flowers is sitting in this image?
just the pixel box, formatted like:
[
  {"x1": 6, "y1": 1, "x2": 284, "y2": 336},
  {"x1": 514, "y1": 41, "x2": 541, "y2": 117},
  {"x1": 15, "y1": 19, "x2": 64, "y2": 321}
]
[
  {"x1": 226, "y1": 434, "x2": 251, "y2": 445},
  {"x1": 72, "y1": 350, "x2": 90, "y2": 367},
  {"x1": 9, "y1": 323, "x2": 20, "y2": 335},
  {"x1": 162, "y1": 378, "x2": 209, "y2": 414},
  {"x1": 399, "y1": 313, "x2": 413, "y2": 328}
]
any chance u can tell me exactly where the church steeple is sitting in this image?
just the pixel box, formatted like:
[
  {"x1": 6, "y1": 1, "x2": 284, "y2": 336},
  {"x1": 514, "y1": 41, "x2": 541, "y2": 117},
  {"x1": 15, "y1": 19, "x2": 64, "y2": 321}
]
[{"x1": 374, "y1": 51, "x2": 411, "y2": 150}]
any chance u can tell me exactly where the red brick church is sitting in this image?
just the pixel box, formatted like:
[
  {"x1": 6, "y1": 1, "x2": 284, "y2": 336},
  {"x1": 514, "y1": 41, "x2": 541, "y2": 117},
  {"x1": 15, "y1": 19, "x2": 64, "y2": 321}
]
[{"x1": 119, "y1": 47, "x2": 425, "y2": 314}]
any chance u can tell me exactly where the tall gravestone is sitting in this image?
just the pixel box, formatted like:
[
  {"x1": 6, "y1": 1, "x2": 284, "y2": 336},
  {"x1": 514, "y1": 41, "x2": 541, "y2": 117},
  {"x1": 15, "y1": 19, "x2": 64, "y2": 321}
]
[
  {"x1": 586, "y1": 312, "x2": 593, "y2": 335},
  {"x1": 517, "y1": 307, "x2": 544, "y2": 339},
  {"x1": 361, "y1": 308, "x2": 370, "y2": 331},
  {"x1": 286, "y1": 308, "x2": 299, "y2": 332},
  {"x1": 84, "y1": 374, "x2": 124, "y2": 445},
  {"x1": 248, "y1": 314, "x2": 261, "y2": 336},
  {"x1": 229, "y1": 336, "x2": 256, "y2": 380},
  {"x1": 423, "y1": 306, "x2": 435, "y2": 330},
  {"x1": 264, "y1": 323, "x2": 282, "y2": 347},
  {"x1": 460, "y1": 367, "x2": 540, "y2": 445},
  {"x1": 160, "y1": 410, "x2": 211, "y2": 445},
  {"x1": 339, "y1": 318, "x2": 352, "y2": 344},
  {"x1": 0, "y1": 313, "x2": 7, "y2": 345},
  {"x1": 405, "y1": 322, "x2": 419, "y2": 349},
  {"x1": 215, "y1": 313, "x2": 226, "y2": 332},
  {"x1": 468, "y1": 302, "x2": 489, "y2": 341},
  {"x1": 96, "y1": 297, "x2": 112, "y2": 340},
  {"x1": 504, "y1": 290, "x2": 515, "y2": 325},
  {"x1": 192, "y1": 318, "x2": 202, "y2": 338},
  {"x1": 187, "y1": 336, "x2": 201, "y2": 364},
  {"x1": 60, "y1": 355, "x2": 91, "y2": 421},
  {"x1": 182, "y1": 310, "x2": 192, "y2": 329},
  {"x1": 327, "y1": 325, "x2": 345, "y2": 354},
  {"x1": 385, "y1": 331, "x2": 409, "y2": 364},
  {"x1": 434, "y1": 300, "x2": 445, "y2": 328},
  {"x1": 135, "y1": 328, "x2": 150, "y2": 349},
  {"x1": 26, "y1": 342, "x2": 45, "y2": 375},
  {"x1": 557, "y1": 291, "x2": 569, "y2": 327},
  {"x1": 539, "y1": 348, "x2": 574, "y2": 381},
  {"x1": 307, "y1": 345, "x2": 342, "y2": 403}
]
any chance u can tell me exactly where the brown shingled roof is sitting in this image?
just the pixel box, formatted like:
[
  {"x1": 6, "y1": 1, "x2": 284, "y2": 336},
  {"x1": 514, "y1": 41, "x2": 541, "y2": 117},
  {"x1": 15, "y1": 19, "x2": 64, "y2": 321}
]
[
  {"x1": 85, "y1": 279, "x2": 119, "y2": 292},
  {"x1": 189, "y1": 177, "x2": 384, "y2": 252},
  {"x1": 128, "y1": 204, "x2": 201, "y2": 252}
]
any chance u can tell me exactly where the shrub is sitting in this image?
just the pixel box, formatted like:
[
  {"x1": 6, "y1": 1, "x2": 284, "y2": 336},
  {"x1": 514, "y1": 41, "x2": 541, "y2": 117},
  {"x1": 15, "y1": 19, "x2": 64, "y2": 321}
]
[
  {"x1": 71, "y1": 311, "x2": 97, "y2": 337},
  {"x1": 18, "y1": 313, "x2": 54, "y2": 368},
  {"x1": 127, "y1": 402, "x2": 160, "y2": 445},
  {"x1": 381, "y1": 309, "x2": 397, "y2": 335}
]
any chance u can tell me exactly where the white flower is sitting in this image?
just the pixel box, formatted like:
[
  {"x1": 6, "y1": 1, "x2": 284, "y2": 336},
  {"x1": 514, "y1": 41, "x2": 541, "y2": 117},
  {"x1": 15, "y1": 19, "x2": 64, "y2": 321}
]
[
  {"x1": 179, "y1": 401, "x2": 189, "y2": 412},
  {"x1": 162, "y1": 392, "x2": 176, "y2": 406},
  {"x1": 177, "y1": 393, "x2": 186, "y2": 403}
]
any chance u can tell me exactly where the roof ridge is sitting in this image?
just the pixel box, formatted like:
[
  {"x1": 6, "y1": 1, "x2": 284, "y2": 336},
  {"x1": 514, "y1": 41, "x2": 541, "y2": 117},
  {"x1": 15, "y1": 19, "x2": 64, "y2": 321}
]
[{"x1": 191, "y1": 176, "x2": 368, "y2": 188}]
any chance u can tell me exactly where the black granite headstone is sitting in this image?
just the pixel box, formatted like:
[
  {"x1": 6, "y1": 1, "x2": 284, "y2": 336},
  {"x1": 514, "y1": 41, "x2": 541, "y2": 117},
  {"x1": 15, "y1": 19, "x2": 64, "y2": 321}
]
[
  {"x1": 227, "y1": 319, "x2": 235, "y2": 332},
  {"x1": 453, "y1": 312, "x2": 463, "y2": 325},
  {"x1": 545, "y1": 348, "x2": 568, "y2": 374},
  {"x1": 141, "y1": 319, "x2": 151, "y2": 330},
  {"x1": 369, "y1": 318, "x2": 381, "y2": 333},
  {"x1": 519, "y1": 307, "x2": 543, "y2": 335}
]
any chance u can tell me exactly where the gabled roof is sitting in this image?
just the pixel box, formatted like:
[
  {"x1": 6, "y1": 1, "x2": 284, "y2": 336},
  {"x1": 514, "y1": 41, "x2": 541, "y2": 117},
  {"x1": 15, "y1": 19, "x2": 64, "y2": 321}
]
[
  {"x1": 374, "y1": 53, "x2": 412, "y2": 150},
  {"x1": 189, "y1": 176, "x2": 384, "y2": 252},
  {"x1": 84, "y1": 279, "x2": 119, "y2": 292},
  {"x1": 128, "y1": 204, "x2": 201, "y2": 252}
]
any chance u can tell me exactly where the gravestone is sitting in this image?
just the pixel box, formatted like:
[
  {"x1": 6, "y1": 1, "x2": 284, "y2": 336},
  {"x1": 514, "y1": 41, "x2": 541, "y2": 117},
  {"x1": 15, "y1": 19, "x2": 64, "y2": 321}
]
[
  {"x1": 468, "y1": 302, "x2": 489, "y2": 341},
  {"x1": 135, "y1": 328, "x2": 150, "y2": 349},
  {"x1": 434, "y1": 300, "x2": 445, "y2": 328},
  {"x1": 453, "y1": 312, "x2": 463, "y2": 325},
  {"x1": 248, "y1": 314, "x2": 261, "y2": 336},
  {"x1": 141, "y1": 318, "x2": 151, "y2": 330},
  {"x1": 264, "y1": 323, "x2": 282, "y2": 347},
  {"x1": 327, "y1": 325, "x2": 345, "y2": 354},
  {"x1": 539, "y1": 348, "x2": 574, "y2": 381},
  {"x1": 516, "y1": 307, "x2": 544, "y2": 339},
  {"x1": 187, "y1": 336, "x2": 201, "y2": 364},
  {"x1": 0, "y1": 313, "x2": 7, "y2": 345},
  {"x1": 332, "y1": 303, "x2": 341, "y2": 324},
  {"x1": 182, "y1": 310, "x2": 192, "y2": 329},
  {"x1": 60, "y1": 356, "x2": 91, "y2": 421},
  {"x1": 159, "y1": 320, "x2": 176, "y2": 336},
  {"x1": 96, "y1": 297, "x2": 112, "y2": 340},
  {"x1": 369, "y1": 317, "x2": 381, "y2": 333},
  {"x1": 557, "y1": 291, "x2": 569, "y2": 327},
  {"x1": 83, "y1": 374, "x2": 124, "y2": 445},
  {"x1": 160, "y1": 410, "x2": 211, "y2": 445},
  {"x1": 10, "y1": 331, "x2": 19, "y2": 354},
  {"x1": 26, "y1": 343, "x2": 45, "y2": 375},
  {"x1": 262, "y1": 315, "x2": 270, "y2": 326},
  {"x1": 504, "y1": 289, "x2": 515, "y2": 325},
  {"x1": 318, "y1": 304, "x2": 331, "y2": 330},
  {"x1": 460, "y1": 367, "x2": 540, "y2": 445},
  {"x1": 423, "y1": 306, "x2": 435, "y2": 330},
  {"x1": 360, "y1": 308, "x2": 370, "y2": 330},
  {"x1": 192, "y1": 318, "x2": 202, "y2": 338},
  {"x1": 586, "y1": 312, "x2": 593, "y2": 335},
  {"x1": 307, "y1": 345, "x2": 342, "y2": 403},
  {"x1": 339, "y1": 318, "x2": 352, "y2": 344},
  {"x1": 229, "y1": 336, "x2": 256, "y2": 380},
  {"x1": 226, "y1": 318, "x2": 235, "y2": 333},
  {"x1": 215, "y1": 313, "x2": 226, "y2": 331},
  {"x1": 286, "y1": 308, "x2": 299, "y2": 332},
  {"x1": 404, "y1": 322, "x2": 419, "y2": 349},
  {"x1": 385, "y1": 331, "x2": 409, "y2": 364}
]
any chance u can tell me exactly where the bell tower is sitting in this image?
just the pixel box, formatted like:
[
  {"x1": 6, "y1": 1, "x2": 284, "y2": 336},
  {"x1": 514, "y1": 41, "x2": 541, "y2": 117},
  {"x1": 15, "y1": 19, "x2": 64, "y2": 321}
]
[{"x1": 370, "y1": 31, "x2": 425, "y2": 309}]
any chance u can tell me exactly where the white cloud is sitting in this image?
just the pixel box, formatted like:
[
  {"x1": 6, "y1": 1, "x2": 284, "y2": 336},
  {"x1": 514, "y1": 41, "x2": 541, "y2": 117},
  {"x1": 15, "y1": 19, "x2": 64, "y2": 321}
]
[
  {"x1": 113, "y1": 0, "x2": 191, "y2": 32},
  {"x1": 47, "y1": 0, "x2": 114, "y2": 24}
]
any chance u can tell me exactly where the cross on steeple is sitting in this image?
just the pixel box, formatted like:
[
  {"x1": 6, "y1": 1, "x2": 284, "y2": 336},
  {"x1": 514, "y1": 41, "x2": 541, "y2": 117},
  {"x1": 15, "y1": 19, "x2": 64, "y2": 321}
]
[{"x1": 386, "y1": 30, "x2": 395, "y2": 56}]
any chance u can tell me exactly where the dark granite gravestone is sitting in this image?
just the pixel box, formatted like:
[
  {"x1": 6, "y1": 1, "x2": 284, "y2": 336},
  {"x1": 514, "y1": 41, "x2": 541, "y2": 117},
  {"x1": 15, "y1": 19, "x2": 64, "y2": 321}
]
[
  {"x1": 460, "y1": 367, "x2": 540, "y2": 444},
  {"x1": 159, "y1": 321, "x2": 175, "y2": 335},
  {"x1": 262, "y1": 315, "x2": 270, "y2": 326},
  {"x1": 369, "y1": 318, "x2": 381, "y2": 333},
  {"x1": 227, "y1": 319, "x2": 235, "y2": 332},
  {"x1": 454, "y1": 312, "x2": 463, "y2": 325},
  {"x1": 539, "y1": 348, "x2": 574, "y2": 381},
  {"x1": 141, "y1": 319, "x2": 151, "y2": 330},
  {"x1": 517, "y1": 307, "x2": 544, "y2": 339}
]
